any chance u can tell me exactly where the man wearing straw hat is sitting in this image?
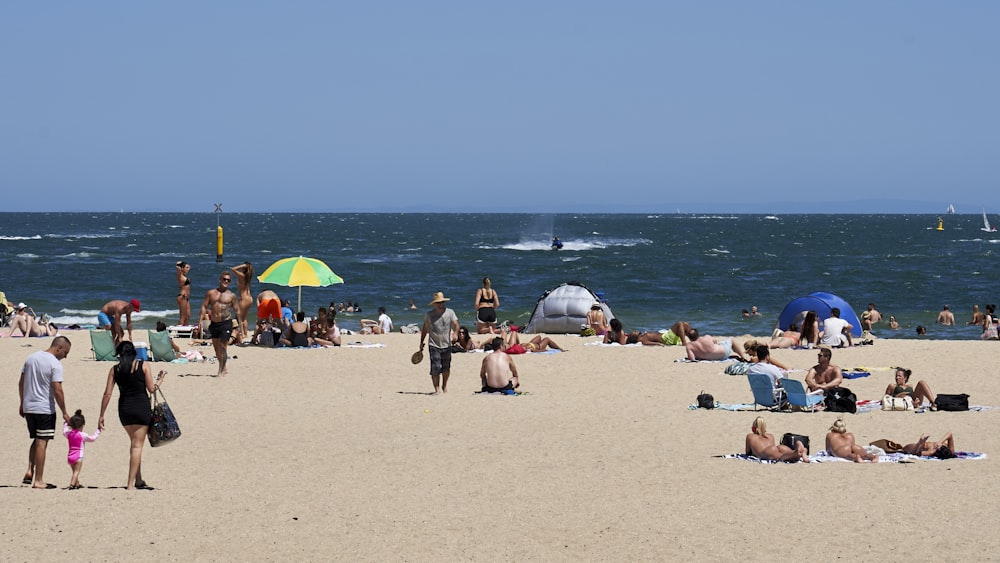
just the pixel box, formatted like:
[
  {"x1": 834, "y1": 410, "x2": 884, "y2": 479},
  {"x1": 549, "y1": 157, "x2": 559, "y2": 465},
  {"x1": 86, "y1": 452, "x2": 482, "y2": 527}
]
[{"x1": 418, "y1": 292, "x2": 460, "y2": 394}]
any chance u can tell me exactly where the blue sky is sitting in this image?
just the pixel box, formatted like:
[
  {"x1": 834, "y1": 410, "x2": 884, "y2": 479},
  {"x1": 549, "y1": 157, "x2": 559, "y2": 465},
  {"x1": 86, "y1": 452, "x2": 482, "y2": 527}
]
[{"x1": 2, "y1": 2, "x2": 997, "y2": 213}]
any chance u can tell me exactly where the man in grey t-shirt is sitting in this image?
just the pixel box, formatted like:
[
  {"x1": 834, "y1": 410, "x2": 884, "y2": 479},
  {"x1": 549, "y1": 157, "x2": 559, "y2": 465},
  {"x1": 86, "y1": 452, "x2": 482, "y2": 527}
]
[
  {"x1": 418, "y1": 292, "x2": 460, "y2": 394},
  {"x1": 19, "y1": 336, "x2": 71, "y2": 489}
]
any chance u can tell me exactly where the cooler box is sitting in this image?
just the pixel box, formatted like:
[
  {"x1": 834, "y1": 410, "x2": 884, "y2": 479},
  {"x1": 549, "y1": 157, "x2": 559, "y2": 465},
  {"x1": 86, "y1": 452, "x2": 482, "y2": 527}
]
[{"x1": 134, "y1": 342, "x2": 149, "y2": 361}]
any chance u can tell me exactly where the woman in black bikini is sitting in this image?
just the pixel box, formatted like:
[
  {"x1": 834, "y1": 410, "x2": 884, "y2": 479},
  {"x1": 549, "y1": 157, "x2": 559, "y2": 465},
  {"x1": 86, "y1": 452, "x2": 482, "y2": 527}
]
[
  {"x1": 176, "y1": 261, "x2": 191, "y2": 326},
  {"x1": 474, "y1": 277, "x2": 500, "y2": 334},
  {"x1": 98, "y1": 341, "x2": 166, "y2": 490}
]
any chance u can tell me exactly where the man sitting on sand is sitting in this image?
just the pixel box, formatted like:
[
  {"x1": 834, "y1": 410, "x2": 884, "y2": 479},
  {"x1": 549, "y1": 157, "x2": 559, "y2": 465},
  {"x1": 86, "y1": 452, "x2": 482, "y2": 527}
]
[
  {"x1": 684, "y1": 328, "x2": 746, "y2": 361},
  {"x1": 746, "y1": 416, "x2": 808, "y2": 462},
  {"x1": 805, "y1": 347, "x2": 843, "y2": 394},
  {"x1": 820, "y1": 308, "x2": 853, "y2": 347},
  {"x1": 98, "y1": 299, "x2": 140, "y2": 346},
  {"x1": 826, "y1": 418, "x2": 878, "y2": 462},
  {"x1": 480, "y1": 337, "x2": 520, "y2": 394}
]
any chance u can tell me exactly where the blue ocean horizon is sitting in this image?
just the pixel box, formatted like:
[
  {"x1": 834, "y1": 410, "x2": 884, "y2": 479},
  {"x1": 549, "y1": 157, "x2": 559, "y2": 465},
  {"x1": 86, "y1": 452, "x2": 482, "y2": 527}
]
[{"x1": 1, "y1": 212, "x2": 996, "y2": 341}]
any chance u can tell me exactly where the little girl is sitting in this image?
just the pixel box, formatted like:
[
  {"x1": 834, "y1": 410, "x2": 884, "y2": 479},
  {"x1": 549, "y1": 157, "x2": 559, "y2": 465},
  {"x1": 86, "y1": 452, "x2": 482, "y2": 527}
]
[{"x1": 64, "y1": 409, "x2": 101, "y2": 490}]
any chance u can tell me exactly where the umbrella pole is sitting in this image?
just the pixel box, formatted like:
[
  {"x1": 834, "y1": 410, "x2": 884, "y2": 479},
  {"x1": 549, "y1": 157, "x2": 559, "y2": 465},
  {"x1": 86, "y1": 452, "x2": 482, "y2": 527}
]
[{"x1": 297, "y1": 286, "x2": 302, "y2": 313}]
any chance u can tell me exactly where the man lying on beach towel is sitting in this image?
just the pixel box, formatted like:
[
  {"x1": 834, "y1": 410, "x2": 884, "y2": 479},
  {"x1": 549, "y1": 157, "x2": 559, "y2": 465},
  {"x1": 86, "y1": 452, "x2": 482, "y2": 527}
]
[{"x1": 684, "y1": 328, "x2": 747, "y2": 361}]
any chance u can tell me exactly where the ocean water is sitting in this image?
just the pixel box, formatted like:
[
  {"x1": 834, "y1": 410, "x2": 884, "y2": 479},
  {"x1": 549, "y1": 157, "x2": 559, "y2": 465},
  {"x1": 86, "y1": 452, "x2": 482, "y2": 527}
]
[{"x1": 1, "y1": 212, "x2": 997, "y2": 341}]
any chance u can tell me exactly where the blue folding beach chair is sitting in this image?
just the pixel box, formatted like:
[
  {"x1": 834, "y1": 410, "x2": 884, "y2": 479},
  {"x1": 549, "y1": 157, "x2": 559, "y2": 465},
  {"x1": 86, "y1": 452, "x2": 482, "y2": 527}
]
[
  {"x1": 748, "y1": 372, "x2": 786, "y2": 411},
  {"x1": 781, "y1": 378, "x2": 825, "y2": 412}
]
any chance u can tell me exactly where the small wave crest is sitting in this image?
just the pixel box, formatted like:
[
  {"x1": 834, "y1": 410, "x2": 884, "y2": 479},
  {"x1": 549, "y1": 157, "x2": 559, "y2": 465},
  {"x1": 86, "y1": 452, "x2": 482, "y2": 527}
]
[{"x1": 1, "y1": 235, "x2": 42, "y2": 241}]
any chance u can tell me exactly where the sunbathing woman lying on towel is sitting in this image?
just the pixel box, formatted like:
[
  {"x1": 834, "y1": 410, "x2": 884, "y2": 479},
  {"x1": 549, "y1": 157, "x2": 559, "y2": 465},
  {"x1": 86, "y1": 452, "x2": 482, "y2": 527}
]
[
  {"x1": 745, "y1": 416, "x2": 809, "y2": 463},
  {"x1": 902, "y1": 433, "x2": 956, "y2": 457},
  {"x1": 826, "y1": 418, "x2": 879, "y2": 463}
]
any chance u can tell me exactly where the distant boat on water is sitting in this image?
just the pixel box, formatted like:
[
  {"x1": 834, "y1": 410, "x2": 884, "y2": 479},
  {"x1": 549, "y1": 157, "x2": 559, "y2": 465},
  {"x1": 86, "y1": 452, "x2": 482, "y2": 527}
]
[
  {"x1": 982, "y1": 209, "x2": 997, "y2": 233},
  {"x1": 947, "y1": 204, "x2": 956, "y2": 214}
]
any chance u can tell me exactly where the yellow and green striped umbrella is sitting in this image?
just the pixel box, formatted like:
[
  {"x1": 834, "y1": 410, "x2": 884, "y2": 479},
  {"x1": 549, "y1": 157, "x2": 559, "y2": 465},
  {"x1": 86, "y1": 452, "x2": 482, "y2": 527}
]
[{"x1": 257, "y1": 256, "x2": 344, "y2": 312}]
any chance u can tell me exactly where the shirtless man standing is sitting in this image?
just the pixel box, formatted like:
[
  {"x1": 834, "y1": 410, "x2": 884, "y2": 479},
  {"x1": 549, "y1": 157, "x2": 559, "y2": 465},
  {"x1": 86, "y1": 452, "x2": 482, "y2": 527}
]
[
  {"x1": 805, "y1": 347, "x2": 843, "y2": 393},
  {"x1": 200, "y1": 272, "x2": 241, "y2": 376},
  {"x1": 936, "y1": 305, "x2": 956, "y2": 326},
  {"x1": 98, "y1": 299, "x2": 140, "y2": 346},
  {"x1": 684, "y1": 328, "x2": 746, "y2": 361},
  {"x1": 481, "y1": 337, "x2": 520, "y2": 393}
]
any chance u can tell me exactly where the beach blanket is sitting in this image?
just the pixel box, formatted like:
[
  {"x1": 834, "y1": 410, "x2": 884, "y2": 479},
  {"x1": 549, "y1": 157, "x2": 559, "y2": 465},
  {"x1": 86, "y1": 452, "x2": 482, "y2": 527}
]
[
  {"x1": 688, "y1": 402, "x2": 756, "y2": 411},
  {"x1": 345, "y1": 342, "x2": 386, "y2": 348},
  {"x1": 475, "y1": 391, "x2": 529, "y2": 396},
  {"x1": 675, "y1": 358, "x2": 735, "y2": 363},
  {"x1": 716, "y1": 454, "x2": 804, "y2": 464},
  {"x1": 584, "y1": 341, "x2": 642, "y2": 347},
  {"x1": 811, "y1": 450, "x2": 986, "y2": 463}
]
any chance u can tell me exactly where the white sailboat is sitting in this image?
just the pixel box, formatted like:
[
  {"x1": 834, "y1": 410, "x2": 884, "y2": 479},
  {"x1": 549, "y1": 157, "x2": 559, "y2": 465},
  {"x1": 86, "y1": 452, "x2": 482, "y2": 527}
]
[
  {"x1": 982, "y1": 209, "x2": 997, "y2": 232},
  {"x1": 947, "y1": 204, "x2": 956, "y2": 214}
]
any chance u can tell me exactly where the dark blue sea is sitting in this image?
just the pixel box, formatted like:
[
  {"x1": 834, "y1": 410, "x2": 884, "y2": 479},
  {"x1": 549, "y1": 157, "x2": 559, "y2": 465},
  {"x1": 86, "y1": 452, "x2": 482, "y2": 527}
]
[{"x1": 1, "y1": 212, "x2": 997, "y2": 340}]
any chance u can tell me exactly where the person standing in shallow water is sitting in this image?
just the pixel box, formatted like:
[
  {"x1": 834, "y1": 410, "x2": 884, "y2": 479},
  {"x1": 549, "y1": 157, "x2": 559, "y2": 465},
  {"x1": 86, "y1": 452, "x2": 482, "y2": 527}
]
[
  {"x1": 199, "y1": 272, "x2": 241, "y2": 376},
  {"x1": 418, "y1": 292, "x2": 460, "y2": 395}
]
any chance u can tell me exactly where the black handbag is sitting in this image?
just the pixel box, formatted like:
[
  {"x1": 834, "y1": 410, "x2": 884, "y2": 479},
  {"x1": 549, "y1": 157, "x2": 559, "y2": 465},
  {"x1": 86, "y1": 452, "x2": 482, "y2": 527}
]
[
  {"x1": 936, "y1": 393, "x2": 969, "y2": 411},
  {"x1": 781, "y1": 433, "x2": 810, "y2": 454},
  {"x1": 696, "y1": 391, "x2": 715, "y2": 409},
  {"x1": 148, "y1": 387, "x2": 182, "y2": 447}
]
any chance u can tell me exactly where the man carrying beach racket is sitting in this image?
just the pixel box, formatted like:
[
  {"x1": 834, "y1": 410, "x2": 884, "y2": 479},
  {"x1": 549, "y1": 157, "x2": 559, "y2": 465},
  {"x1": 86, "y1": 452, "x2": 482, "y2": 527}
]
[{"x1": 417, "y1": 292, "x2": 460, "y2": 395}]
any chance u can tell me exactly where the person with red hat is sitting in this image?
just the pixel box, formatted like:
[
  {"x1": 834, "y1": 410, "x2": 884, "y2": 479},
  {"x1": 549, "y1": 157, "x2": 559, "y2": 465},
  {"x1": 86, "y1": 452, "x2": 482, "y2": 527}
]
[{"x1": 98, "y1": 299, "x2": 141, "y2": 346}]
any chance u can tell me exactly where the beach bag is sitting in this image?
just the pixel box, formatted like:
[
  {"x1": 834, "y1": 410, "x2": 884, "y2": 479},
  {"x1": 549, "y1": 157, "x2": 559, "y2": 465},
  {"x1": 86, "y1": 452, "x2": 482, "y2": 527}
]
[
  {"x1": 696, "y1": 391, "x2": 715, "y2": 409},
  {"x1": 781, "y1": 433, "x2": 810, "y2": 454},
  {"x1": 148, "y1": 388, "x2": 182, "y2": 447},
  {"x1": 881, "y1": 395, "x2": 914, "y2": 411},
  {"x1": 870, "y1": 439, "x2": 904, "y2": 453},
  {"x1": 580, "y1": 327, "x2": 597, "y2": 337},
  {"x1": 724, "y1": 362, "x2": 751, "y2": 375},
  {"x1": 935, "y1": 393, "x2": 969, "y2": 411},
  {"x1": 257, "y1": 330, "x2": 274, "y2": 347},
  {"x1": 825, "y1": 386, "x2": 857, "y2": 414}
]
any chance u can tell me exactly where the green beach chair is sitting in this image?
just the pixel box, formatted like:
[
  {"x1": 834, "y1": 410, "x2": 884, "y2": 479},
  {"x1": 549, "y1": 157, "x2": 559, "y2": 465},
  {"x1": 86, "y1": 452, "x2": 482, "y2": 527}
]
[
  {"x1": 90, "y1": 330, "x2": 116, "y2": 361},
  {"x1": 148, "y1": 330, "x2": 177, "y2": 362}
]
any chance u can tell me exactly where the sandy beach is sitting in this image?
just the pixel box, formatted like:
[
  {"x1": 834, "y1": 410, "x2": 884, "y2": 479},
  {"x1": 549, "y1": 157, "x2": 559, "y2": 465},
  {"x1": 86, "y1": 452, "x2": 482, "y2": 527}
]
[{"x1": 2, "y1": 330, "x2": 998, "y2": 561}]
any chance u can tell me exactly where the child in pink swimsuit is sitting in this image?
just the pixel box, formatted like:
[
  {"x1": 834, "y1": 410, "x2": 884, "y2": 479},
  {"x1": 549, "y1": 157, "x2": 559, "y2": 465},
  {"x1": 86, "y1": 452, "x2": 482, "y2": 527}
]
[{"x1": 64, "y1": 409, "x2": 101, "y2": 490}]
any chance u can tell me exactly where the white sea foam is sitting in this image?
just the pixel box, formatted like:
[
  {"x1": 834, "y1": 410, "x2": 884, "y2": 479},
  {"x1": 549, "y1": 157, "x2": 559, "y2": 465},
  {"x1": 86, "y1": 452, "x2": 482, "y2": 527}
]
[
  {"x1": 1, "y1": 235, "x2": 42, "y2": 241},
  {"x1": 500, "y1": 237, "x2": 651, "y2": 251},
  {"x1": 16, "y1": 253, "x2": 39, "y2": 258}
]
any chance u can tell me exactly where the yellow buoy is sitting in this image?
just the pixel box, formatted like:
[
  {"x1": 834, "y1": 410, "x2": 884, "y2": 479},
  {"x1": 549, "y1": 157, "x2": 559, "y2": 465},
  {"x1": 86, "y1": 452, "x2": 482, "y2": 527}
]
[{"x1": 216, "y1": 225, "x2": 224, "y2": 262}]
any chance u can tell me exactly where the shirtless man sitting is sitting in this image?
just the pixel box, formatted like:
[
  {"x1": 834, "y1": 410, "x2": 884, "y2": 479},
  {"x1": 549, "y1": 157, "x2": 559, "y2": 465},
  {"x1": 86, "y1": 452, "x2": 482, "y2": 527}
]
[
  {"x1": 98, "y1": 299, "x2": 140, "y2": 346},
  {"x1": 684, "y1": 328, "x2": 746, "y2": 361},
  {"x1": 480, "y1": 337, "x2": 521, "y2": 393},
  {"x1": 826, "y1": 418, "x2": 878, "y2": 462},
  {"x1": 745, "y1": 416, "x2": 808, "y2": 462},
  {"x1": 805, "y1": 347, "x2": 843, "y2": 394}
]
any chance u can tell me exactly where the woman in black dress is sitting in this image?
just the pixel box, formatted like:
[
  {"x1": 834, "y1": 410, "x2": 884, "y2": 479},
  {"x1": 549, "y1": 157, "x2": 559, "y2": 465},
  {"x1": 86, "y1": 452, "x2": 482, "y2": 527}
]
[{"x1": 99, "y1": 341, "x2": 165, "y2": 490}]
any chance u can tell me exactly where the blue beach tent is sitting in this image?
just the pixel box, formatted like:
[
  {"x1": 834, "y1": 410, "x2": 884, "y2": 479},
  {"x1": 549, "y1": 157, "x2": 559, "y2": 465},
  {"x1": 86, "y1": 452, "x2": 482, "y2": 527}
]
[{"x1": 775, "y1": 292, "x2": 863, "y2": 338}]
